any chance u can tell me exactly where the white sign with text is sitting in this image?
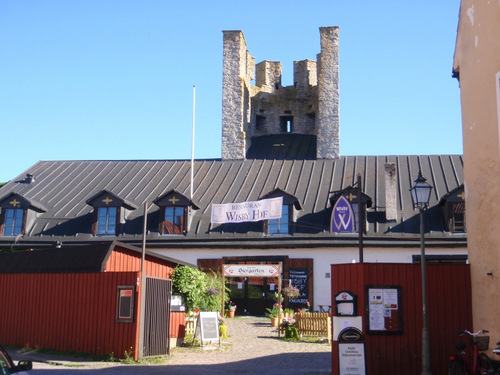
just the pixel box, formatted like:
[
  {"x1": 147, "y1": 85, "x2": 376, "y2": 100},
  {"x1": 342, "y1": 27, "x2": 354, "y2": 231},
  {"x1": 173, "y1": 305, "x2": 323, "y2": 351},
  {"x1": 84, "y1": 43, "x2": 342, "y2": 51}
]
[
  {"x1": 223, "y1": 265, "x2": 279, "y2": 277},
  {"x1": 211, "y1": 197, "x2": 282, "y2": 224}
]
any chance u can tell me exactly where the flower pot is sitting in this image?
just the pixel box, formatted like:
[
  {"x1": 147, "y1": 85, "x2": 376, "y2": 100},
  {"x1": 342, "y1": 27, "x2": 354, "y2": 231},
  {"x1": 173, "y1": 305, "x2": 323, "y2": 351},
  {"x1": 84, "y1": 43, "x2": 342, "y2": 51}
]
[
  {"x1": 270, "y1": 317, "x2": 279, "y2": 327},
  {"x1": 227, "y1": 310, "x2": 235, "y2": 318}
]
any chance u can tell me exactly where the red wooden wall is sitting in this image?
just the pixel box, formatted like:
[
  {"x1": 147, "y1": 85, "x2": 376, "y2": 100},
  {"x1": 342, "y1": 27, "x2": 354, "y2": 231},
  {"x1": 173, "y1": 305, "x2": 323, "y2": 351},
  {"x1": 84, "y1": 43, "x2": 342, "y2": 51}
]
[
  {"x1": 105, "y1": 246, "x2": 175, "y2": 278},
  {"x1": 0, "y1": 272, "x2": 140, "y2": 358},
  {"x1": 170, "y1": 312, "x2": 186, "y2": 338},
  {"x1": 331, "y1": 263, "x2": 472, "y2": 375}
]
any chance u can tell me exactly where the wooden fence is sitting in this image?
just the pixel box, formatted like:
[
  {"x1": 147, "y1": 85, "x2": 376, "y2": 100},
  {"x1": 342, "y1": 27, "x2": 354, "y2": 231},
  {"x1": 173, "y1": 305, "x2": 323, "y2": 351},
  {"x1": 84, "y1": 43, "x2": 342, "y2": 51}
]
[
  {"x1": 294, "y1": 312, "x2": 332, "y2": 341},
  {"x1": 186, "y1": 319, "x2": 196, "y2": 335}
]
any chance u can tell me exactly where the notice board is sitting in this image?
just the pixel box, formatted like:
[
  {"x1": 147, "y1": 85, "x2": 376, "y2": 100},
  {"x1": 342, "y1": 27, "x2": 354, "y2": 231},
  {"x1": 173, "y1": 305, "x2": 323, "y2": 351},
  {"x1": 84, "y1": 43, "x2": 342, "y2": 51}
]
[{"x1": 366, "y1": 286, "x2": 402, "y2": 334}]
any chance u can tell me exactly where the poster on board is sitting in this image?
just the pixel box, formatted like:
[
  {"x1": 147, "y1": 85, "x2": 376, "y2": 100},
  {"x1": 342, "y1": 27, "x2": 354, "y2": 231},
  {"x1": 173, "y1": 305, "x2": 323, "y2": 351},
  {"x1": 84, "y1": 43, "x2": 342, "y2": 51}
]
[{"x1": 366, "y1": 286, "x2": 402, "y2": 334}]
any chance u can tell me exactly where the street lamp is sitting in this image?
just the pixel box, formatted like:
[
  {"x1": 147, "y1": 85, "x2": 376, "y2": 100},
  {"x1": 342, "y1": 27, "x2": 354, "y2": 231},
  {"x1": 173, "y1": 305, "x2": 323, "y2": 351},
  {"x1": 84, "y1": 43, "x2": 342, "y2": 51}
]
[{"x1": 410, "y1": 171, "x2": 433, "y2": 375}]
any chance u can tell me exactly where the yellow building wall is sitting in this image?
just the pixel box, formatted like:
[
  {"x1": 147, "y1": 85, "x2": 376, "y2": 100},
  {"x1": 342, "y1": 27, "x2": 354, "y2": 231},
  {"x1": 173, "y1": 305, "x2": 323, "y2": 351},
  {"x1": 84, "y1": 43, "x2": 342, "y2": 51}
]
[{"x1": 454, "y1": 0, "x2": 500, "y2": 350}]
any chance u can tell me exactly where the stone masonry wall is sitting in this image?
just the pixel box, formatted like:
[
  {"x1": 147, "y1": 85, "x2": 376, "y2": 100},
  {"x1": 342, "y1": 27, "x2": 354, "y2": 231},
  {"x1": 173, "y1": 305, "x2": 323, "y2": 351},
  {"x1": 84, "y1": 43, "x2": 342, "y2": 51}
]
[
  {"x1": 317, "y1": 26, "x2": 340, "y2": 159},
  {"x1": 221, "y1": 30, "x2": 253, "y2": 160},
  {"x1": 222, "y1": 27, "x2": 339, "y2": 160}
]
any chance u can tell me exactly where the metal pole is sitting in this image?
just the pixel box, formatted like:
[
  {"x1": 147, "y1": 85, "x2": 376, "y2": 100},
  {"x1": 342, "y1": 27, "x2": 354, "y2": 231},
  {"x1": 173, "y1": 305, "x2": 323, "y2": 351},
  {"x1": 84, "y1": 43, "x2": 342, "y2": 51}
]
[
  {"x1": 278, "y1": 263, "x2": 282, "y2": 338},
  {"x1": 357, "y1": 174, "x2": 363, "y2": 263},
  {"x1": 420, "y1": 208, "x2": 432, "y2": 375},
  {"x1": 138, "y1": 201, "x2": 148, "y2": 360}
]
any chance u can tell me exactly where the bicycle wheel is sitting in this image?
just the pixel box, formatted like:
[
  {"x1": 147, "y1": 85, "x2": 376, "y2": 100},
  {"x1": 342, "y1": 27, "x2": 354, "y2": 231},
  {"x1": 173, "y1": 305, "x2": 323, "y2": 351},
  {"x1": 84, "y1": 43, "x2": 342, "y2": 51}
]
[
  {"x1": 450, "y1": 358, "x2": 468, "y2": 375},
  {"x1": 476, "y1": 353, "x2": 493, "y2": 375}
]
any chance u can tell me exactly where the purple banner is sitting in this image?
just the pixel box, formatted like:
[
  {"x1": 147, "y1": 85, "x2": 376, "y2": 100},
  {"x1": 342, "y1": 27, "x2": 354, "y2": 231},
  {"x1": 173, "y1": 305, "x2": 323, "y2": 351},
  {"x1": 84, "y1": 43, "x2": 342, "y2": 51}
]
[{"x1": 331, "y1": 195, "x2": 354, "y2": 232}]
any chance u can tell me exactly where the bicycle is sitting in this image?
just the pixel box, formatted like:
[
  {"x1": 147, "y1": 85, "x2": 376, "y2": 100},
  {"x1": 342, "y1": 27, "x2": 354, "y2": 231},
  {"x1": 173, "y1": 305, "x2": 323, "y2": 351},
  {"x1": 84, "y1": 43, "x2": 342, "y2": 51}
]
[{"x1": 449, "y1": 329, "x2": 500, "y2": 375}]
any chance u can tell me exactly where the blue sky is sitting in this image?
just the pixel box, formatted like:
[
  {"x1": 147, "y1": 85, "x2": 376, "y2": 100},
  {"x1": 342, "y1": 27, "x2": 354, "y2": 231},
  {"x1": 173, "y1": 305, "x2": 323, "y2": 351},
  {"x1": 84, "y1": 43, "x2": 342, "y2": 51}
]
[{"x1": 0, "y1": 1, "x2": 462, "y2": 183}]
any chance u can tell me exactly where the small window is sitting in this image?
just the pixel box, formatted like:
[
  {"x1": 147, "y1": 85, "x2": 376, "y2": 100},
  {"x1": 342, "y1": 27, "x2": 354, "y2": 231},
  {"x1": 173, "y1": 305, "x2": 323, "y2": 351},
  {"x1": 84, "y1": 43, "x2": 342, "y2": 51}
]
[
  {"x1": 86, "y1": 190, "x2": 137, "y2": 237},
  {"x1": 97, "y1": 206, "x2": 118, "y2": 235},
  {"x1": 0, "y1": 192, "x2": 47, "y2": 237},
  {"x1": 268, "y1": 204, "x2": 291, "y2": 235},
  {"x1": 154, "y1": 190, "x2": 198, "y2": 236},
  {"x1": 280, "y1": 116, "x2": 294, "y2": 133},
  {"x1": 116, "y1": 286, "x2": 135, "y2": 323},
  {"x1": 449, "y1": 202, "x2": 466, "y2": 233},
  {"x1": 3, "y1": 208, "x2": 24, "y2": 236},
  {"x1": 261, "y1": 189, "x2": 301, "y2": 236},
  {"x1": 439, "y1": 186, "x2": 466, "y2": 234},
  {"x1": 164, "y1": 206, "x2": 186, "y2": 234},
  {"x1": 256, "y1": 115, "x2": 266, "y2": 131}
]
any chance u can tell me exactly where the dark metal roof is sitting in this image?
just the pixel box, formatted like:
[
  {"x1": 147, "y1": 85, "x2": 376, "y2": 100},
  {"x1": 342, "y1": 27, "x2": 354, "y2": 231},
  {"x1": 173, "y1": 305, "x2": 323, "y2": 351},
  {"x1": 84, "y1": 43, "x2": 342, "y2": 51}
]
[
  {"x1": 0, "y1": 241, "x2": 195, "y2": 273},
  {"x1": 0, "y1": 155, "x2": 465, "y2": 248},
  {"x1": 246, "y1": 134, "x2": 317, "y2": 160},
  {"x1": 0, "y1": 243, "x2": 111, "y2": 273}
]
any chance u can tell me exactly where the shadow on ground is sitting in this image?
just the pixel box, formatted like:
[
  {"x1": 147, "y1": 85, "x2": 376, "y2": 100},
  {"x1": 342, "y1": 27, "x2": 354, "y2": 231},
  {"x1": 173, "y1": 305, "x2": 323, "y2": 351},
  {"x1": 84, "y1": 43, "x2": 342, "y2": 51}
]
[{"x1": 30, "y1": 352, "x2": 331, "y2": 375}]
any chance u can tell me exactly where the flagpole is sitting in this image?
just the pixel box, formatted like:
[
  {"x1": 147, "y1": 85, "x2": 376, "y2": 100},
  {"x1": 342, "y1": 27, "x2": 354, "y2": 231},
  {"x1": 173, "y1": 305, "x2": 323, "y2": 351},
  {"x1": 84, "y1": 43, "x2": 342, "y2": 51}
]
[{"x1": 190, "y1": 85, "x2": 196, "y2": 200}]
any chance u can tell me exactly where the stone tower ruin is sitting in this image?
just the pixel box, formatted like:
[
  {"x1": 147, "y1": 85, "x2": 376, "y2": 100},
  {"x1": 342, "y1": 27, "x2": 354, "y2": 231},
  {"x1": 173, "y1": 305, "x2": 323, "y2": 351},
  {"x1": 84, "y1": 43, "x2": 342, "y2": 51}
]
[{"x1": 221, "y1": 27, "x2": 339, "y2": 160}]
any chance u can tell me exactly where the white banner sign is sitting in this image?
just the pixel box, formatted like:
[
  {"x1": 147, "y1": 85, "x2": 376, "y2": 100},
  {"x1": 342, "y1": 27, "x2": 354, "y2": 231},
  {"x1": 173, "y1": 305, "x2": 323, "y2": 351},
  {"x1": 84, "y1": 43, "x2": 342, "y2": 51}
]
[
  {"x1": 211, "y1": 197, "x2": 282, "y2": 224},
  {"x1": 223, "y1": 264, "x2": 280, "y2": 277}
]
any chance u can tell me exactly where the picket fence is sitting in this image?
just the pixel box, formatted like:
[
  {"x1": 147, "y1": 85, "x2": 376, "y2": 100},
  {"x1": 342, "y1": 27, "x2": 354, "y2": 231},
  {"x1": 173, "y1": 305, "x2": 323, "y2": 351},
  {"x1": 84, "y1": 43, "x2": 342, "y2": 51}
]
[
  {"x1": 185, "y1": 319, "x2": 196, "y2": 335},
  {"x1": 294, "y1": 312, "x2": 331, "y2": 341},
  {"x1": 184, "y1": 313, "x2": 331, "y2": 341}
]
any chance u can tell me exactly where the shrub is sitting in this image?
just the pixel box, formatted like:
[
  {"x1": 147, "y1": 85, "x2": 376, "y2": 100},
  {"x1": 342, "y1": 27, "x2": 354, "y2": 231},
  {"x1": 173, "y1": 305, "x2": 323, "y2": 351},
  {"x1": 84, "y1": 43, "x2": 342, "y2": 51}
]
[{"x1": 172, "y1": 266, "x2": 227, "y2": 312}]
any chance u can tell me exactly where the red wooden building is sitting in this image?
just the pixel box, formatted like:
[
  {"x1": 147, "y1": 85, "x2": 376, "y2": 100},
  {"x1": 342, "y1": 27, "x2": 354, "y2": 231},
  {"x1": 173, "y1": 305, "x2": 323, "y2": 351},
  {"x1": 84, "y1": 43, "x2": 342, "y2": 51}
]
[
  {"x1": 0, "y1": 241, "x2": 191, "y2": 360},
  {"x1": 331, "y1": 263, "x2": 472, "y2": 375}
]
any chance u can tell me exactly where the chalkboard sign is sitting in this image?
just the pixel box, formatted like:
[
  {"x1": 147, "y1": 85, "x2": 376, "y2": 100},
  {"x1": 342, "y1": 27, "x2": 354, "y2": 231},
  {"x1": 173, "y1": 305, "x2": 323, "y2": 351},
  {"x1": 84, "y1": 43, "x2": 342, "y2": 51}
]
[
  {"x1": 195, "y1": 312, "x2": 220, "y2": 346},
  {"x1": 289, "y1": 268, "x2": 309, "y2": 306}
]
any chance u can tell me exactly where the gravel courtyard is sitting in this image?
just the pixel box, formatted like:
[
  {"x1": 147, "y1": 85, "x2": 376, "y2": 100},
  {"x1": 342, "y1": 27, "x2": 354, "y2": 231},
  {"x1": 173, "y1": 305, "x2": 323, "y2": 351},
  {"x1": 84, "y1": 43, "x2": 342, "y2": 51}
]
[{"x1": 16, "y1": 316, "x2": 332, "y2": 374}]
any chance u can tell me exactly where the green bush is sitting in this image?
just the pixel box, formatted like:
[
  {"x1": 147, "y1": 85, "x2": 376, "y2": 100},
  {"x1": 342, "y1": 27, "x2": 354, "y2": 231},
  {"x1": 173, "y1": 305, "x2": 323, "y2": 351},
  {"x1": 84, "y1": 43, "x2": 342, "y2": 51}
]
[{"x1": 172, "y1": 266, "x2": 227, "y2": 312}]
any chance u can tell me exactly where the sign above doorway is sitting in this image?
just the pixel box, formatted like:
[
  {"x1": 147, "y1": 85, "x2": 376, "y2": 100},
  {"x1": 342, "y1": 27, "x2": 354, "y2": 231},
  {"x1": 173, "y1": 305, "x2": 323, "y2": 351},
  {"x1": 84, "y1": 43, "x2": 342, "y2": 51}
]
[{"x1": 223, "y1": 264, "x2": 279, "y2": 277}]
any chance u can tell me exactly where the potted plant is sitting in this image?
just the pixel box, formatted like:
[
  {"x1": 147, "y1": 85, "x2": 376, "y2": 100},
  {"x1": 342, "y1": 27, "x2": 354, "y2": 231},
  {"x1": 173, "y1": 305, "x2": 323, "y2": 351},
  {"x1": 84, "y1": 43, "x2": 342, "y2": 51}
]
[
  {"x1": 227, "y1": 301, "x2": 237, "y2": 318},
  {"x1": 266, "y1": 303, "x2": 282, "y2": 327},
  {"x1": 281, "y1": 316, "x2": 299, "y2": 340}
]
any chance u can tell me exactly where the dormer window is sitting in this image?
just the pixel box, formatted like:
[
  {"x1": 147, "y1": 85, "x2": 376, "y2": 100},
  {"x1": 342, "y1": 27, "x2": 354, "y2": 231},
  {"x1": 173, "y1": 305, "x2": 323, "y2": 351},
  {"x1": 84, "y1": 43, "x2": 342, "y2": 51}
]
[
  {"x1": 261, "y1": 189, "x2": 302, "y2": 235},
  {"x1": 97, "y1": 206, "x2": 117, "y2": 235},
  {"x1": 154, "y1": 190, "x2": 199, "y2": 235},
  {"x1": 268, "y1": 204, "x2": 291, "y2": 234},
  {"x1": 164, "y1": 206, "x2": 185, "y2": 234},
  {"x1": 86, "y1": 190, "x2": 137, "y2": 236},
  {"x1": 0, "y1": 192, "x2": 47, "y2": 237},
  {"x1": 439, "y1": 185, "x2": 466, "y2": 233},
  {"x1": 4, "y1": 208, "x2": 24, "y2": 236}
]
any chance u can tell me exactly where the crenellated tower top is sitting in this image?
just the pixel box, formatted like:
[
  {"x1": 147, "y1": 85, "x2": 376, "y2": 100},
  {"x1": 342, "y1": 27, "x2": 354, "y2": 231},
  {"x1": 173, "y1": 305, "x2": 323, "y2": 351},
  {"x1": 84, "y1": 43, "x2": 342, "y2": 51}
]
[{"x1": 221, "y1": 27, "x2": 339, "y2": 160}]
